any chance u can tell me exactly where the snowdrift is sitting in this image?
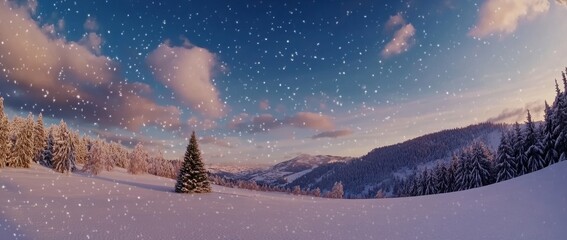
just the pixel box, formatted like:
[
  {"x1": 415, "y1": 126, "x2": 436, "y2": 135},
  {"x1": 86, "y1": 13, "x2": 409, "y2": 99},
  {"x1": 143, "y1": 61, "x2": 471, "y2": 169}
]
[{"x1": 1, "y1": 161, "x2": 566, "y2": 240}]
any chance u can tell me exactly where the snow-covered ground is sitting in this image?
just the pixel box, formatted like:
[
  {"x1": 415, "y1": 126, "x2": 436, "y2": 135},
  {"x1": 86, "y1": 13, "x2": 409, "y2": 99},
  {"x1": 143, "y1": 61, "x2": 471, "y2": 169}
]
[{"x1": 1, "y1": 162, "x2": 566, "y2": 240}]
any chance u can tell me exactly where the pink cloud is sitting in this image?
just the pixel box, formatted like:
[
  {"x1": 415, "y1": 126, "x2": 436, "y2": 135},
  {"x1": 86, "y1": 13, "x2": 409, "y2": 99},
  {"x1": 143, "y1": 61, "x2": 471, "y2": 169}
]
[
  {"x1": 469, "y1": 0, "x2": 550, "y2": 38},
  {"x1": 0, "y1": 1, "x2": 181, "y2": 131},
  {"x1": 381, "y1": 23, "x2": 416, "y2": 58},
  {"x1": 187, "y1": 117, "x2": 217, "y2": 131},
  {"x1": 78, "y1": 32, "x2": 103, "y2": 55},
  {"x1": 200, "y1": 136, "x2": 233, "y2": 148},
  {"x1": 147, "y1": 39, "x2": 225, "y2": 119},
  {"x1": 259, "y1": 99, "x2": 270, "y2": 111},
  {"x1": 385, "y1": 13, "x2": 405, "y2": 31},
  {"x1": 311, "y1": 129, "x2": 354, "y2": 139},
  {"x1": 285, "y1": 112, "x2": 334, "y2": 130}
]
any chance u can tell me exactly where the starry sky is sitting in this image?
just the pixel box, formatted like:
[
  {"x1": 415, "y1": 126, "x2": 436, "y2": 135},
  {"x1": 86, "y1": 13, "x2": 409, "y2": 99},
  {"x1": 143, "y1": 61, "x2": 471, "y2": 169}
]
[{"x1": 1, "y1": 0, "x2": 567, "y2": 164}]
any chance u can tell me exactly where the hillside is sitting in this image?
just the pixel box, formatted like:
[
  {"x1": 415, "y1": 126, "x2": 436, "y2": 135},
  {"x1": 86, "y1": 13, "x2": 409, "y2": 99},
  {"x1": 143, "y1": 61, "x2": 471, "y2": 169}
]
[
  {"x1": 243, "y1": 154, "x2": 352, "y2": 186},
  {"x1": 1, "y1": 161, "x2": 566, "y2": 240},
  {"x1": 248, "y1": 122, "x2": 504, "y2": 197}
]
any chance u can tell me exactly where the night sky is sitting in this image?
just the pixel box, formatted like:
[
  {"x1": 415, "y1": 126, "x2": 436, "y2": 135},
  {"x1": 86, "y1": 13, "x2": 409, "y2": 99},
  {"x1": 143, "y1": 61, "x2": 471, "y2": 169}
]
[{"x1": 1, "y1": 0, "x2": 567, "y2": 164}]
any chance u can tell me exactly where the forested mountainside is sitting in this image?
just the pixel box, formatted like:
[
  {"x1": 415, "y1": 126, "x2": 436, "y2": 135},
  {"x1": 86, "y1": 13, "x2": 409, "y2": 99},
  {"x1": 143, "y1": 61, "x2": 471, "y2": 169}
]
[{"x1": 289, "y1": 122, "x2": 505, "y2": 198}]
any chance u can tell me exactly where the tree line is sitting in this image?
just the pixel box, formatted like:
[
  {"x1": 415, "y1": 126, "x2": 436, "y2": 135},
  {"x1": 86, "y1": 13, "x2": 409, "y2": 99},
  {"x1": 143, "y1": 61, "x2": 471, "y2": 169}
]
[{"x1": 0, "y1": 98, "x2": 182, "y2": 179}]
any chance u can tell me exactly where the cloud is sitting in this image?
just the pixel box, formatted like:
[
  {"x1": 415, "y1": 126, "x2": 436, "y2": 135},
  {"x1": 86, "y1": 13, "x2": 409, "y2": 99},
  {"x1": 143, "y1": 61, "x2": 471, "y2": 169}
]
[
  {"x1": 0, "y1": 1, "x2": 181, "y2": 131},
  {"x1": 200, "y1": 136, "x2": 233, "y2": 148},
  {"x1": 147, "y1": 39, "x2": 225, "y2": 119},
  {"x1": 486, "y1": 101, "x2": 545, "y2": 123},
  {"x1": 187, "y1": 117, "x2": 217, "y2": 131},
  {"x1": 385, "y1": 13, "x2": 405, "y2": 31},
  {"x1": 381, "y1": 14, "x2": 416, "y2": 58},
  {"x1": 469, "y1": 0, "x2": 550, "y2": 38},
  {"x1": 79, "y1": 32, "x2": 103, "y2": 55},
  {"x1": 83, "y1": 16, "x2": 99, "y2": 32},
  {"x1": 311, "y1": 129, "x2": 354, "y2": 139},
  {"x1": 259, "y1": 99, "x2": 270, "y2": 111},
  {"x1": 285, "y1": 112, "x2": 334, "y2": 130},
  {"x1": 229, "y1": 112, "x2": 334, "y2": 133}
]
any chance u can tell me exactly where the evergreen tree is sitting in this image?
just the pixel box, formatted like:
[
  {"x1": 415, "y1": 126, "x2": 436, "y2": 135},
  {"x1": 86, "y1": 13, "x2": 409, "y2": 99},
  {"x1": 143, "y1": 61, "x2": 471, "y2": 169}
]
[
  {"x1": 524, "y1": 110, "x2": 545, "y2": 173},
  {"x1": 83, "y1": 140, "x2": 104, "y2": 175},
  {"x1": 447, "y1": 154, "x2": 459, "y2": 192},
  {"x1": 512, "y1": 122, "x2": 528, "y2": 176},
  {"x1": 454, "y1": 150, "x2": 471, "y2": 191},
  {"x1": 542, "y1": 101, "x2": 558, "y2": 166},
  {"x1": 175, "y1": 132, "x2": 211, "y2": 193},
  {"x1": 552, "y1": 75, "x2": 567, "y2": 162},
  {"x1": 326, "y1": 181, "x2": 344, "y2": 199},
  {"x1": 495, "y1": 131, "x2": 516, "y2": 182},
  {"x1": 41, "y1": 127, "x2": 55, "y2": 167},
  {"x1": 422, "y1": 168, "x2": 437, "y2": 195},
  {"x1": 312, "y1": 187, "x2": 321, "y2": 197},
  {"x1": 8, "y1": 114, "x2": 34, "y2": 168},
  {"x1": 467, "y1": 141, "x2": 494, "y2": 188},
  {"x1": 52, "y1": 120, "x2": 76, "y2": 173},
  {"x1": 128, "y1": 143, "x2": 148, "y2": 174},
  {"x1": 434, "y1": 163, "x2": 449, "y2": 193},
  {"x1": 73, "y1": 133, "x2": 88, "y2": 165},
  {"x1": 33, "y1": 113, "x2": 46, "y2": 162},
  {"x1": 0, "y1": 97, "x2": 9, "y2": 168}
]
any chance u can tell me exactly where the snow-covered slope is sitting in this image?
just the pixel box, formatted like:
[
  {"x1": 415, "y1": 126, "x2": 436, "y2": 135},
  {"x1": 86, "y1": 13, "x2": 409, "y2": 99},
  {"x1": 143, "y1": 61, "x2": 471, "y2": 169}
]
[
  {"x1": 1, "y1": 161, "x2": 566, "y2": 240},
  {"x1": 245, "y1": 154, "x2": 352, "y2": 185}
]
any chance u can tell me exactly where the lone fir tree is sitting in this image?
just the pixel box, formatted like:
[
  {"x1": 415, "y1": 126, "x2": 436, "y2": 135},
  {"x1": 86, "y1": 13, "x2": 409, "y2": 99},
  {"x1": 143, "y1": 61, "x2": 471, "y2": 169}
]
[{"x1": 175, "y1": 131, "x2": 211, "y2": 193}]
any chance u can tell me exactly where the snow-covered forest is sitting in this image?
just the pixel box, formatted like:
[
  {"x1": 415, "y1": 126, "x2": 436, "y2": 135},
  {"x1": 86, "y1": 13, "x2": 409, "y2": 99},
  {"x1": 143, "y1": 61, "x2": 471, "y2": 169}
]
[
  {"x1": 396, "y1": 70, "x2": 567, "y2": 197},
  {"x1": 0, "y1": 97, "x2": 182, "y2": 180}
]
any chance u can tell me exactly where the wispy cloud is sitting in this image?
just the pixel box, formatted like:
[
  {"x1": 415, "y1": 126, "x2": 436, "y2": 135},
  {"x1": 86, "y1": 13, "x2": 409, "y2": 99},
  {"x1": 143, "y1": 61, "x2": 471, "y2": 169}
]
[
  {"x1": 486, "y1": 101, "x2": 545, "y2": 123},
  {"x1": 469, "y1": 0, "x2": 550, "y2": 38},
  {"x1": 311, "y1": 129, "x2": 353, "y2": 139}
]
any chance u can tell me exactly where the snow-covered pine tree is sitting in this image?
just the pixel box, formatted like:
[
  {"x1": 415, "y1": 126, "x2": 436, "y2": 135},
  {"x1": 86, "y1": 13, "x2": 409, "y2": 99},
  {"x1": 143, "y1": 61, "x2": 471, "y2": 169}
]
[
  {"x1": 408, "y1": 174, "x2": 419, "y2": 196},
  {"x1": 175, "y1": 131, "x2": 211, "y2": 193},
  {"x1": 524, "y1": 110, "x2": 545, "y2": 173},
  {"x1": 128, "y1": 143, "x2": 148, "y2": 174},
  {"x1": 312, "y1": 187, "x2": 321, "y2": 197},
  {"x1": 52, "y1": 120, "x2": 76, "y2": 173},
  {"x1": 33, "y1": 113, "x2": 46, "y2": 163},
  {"x1": 446, "y1": 154, "x2": 459, "y2": 192},
  {"x1": 434, "y1": 163, "x2": 449, "y2": 193},
  {"x1": 73, "y1": 133, "x2": 88, "y2": 165},
  {"x1": 8, "y1": 114, "x2": 34, "y2": 168},
  {"x1": 454, "y1": 149, "x2": 471, "y2": 191},
  {"x1": 326, "y1": 181, "x2": 344, "y2": 199},
  {"x1": 83, "y1": 140, "x2": 104, "y2": 175},
  {"x1": 102, "y1": 141, "x2": 114, "y2": 171},
  {"x1": 467, "y1": 141, "x2": 494, "y2": 189},
  {"x1": 113, "y1": 142, "x2": 129, "y2": 168},
  {"x1": 553, "y1": 76, "x2": 567, "y2": 162},
  {"x1": 0, "y1": 97, "x2": 9, "y2": 168},
  {"x1": 542, "y1": 101, "x2": 559, "y2": 166},
  {"x1": 423, "y1": 168, "x2": 437, "y2": 195},
  {"x1": 292, "y1": 185, "x2": 302, "y2": 195},
  {"x1": 41, "y1": 127, "x2": 55, "y2": 167},
  {"x1": 512, "y1": 122, "x2": 528, "y2": 176},
  {"x1": 495, "y1": 131, "x2": 517, "y2": 182}
]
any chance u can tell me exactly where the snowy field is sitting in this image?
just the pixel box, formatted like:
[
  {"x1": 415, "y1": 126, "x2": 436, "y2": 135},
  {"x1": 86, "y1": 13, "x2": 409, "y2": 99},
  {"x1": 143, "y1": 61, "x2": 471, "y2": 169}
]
[{"x1": 1, "y1": 162, "x2": 566, "y2": 240}]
